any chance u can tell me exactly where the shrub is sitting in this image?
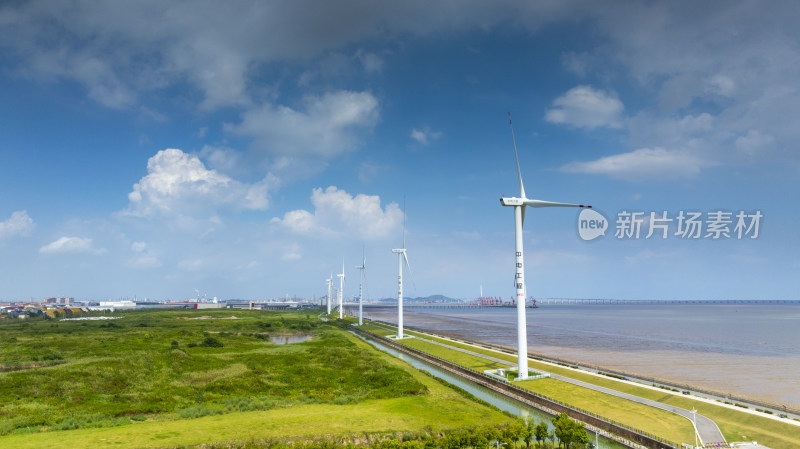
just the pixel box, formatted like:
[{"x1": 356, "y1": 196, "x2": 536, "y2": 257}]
[
  {"x1": 200, "y1": 336, "x2": 224, "y2": 348},
  {"x1": 178, "y1": 405, "x2": 224, "y2": 419}
]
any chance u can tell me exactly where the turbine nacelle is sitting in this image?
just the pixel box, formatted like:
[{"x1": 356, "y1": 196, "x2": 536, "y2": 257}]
[{"x1": 500, "y1": 197, "x2": 524, "y2": 206}]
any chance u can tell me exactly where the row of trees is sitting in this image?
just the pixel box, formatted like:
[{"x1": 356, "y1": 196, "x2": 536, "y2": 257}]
[
  {"x1": 383, "y1": 414, "x2": 592, "y2": 449},
  {"x1": 227, "y1": 416, "x2": 594, "y2": 449}
]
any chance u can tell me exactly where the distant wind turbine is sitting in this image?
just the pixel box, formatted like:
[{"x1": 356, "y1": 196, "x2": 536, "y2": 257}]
[
  {"x1": 325, "y1": 275, "x2": 333, "y2": 314},
  {"x1": 355, "y1": 249, "x2": 366, "y2": 326},
  {"x1": 499, "y1": 113, "x2": 591, "y2": 380},
  {"x1": 337, "y1": 260, "x2": 345, "y2": 319},
  {"x1": 392, "y1": 202, "x2": 413, "y2": 339}
]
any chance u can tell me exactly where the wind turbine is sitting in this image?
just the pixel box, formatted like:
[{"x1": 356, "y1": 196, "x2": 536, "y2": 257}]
[
  {"x1": 499, "y1": 114, "x2": 591, "y2": 380},
  {"x1": 337, "y1": 260, "x2": 345, "y2": 319},
  {"x1": 355, "y1": 250, "x2": 366, "y2": 326},
  {"x1": 325, "y1": 275, "x2": 333, "y2": 314},
  {"x1": 392, "y1": 203, "x2": 413, "y2": 339}
]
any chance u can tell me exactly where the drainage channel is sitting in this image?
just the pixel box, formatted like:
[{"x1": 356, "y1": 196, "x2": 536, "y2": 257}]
[{"x1": 353, "y1": 331, "x2": 628, "y2": 449}]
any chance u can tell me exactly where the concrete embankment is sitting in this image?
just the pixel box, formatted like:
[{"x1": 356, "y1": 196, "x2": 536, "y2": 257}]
[
  {"x1": 352, "y1": 326, "x2": 680, "y2": 449},
  {"x1": 400, "y1": 331, "x2": 725, "y2": 446}
]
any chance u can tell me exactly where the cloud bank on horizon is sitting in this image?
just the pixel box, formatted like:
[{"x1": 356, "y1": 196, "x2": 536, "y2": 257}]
[{"x1": 0, "y1": 1, "x2": 798, "y2": 301}]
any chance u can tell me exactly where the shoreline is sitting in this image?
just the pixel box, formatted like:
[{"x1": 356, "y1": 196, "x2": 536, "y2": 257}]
[
  {"x1": 360, "y1": 305, "x2": 800, "y2": 411},
  {"x1": 368, "y1": 317, "x2": 800, "y2": 419},
  {"x1": 383, "y1": 320, "x2": 800, "y2": 424}
]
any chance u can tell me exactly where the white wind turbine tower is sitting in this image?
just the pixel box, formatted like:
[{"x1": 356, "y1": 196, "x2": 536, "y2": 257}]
[
  {"x1": 355, "y1": 250, "x2": 366, "y2": 326},
  {"x1": 391, "y1": 204, "x2": 413, "y2": 339},
  {"x1": 325, "y1": 275, "x2": 333, "y2": 314},
  {"x1": 499, "y1": 114, "x2": 591, "y2": 380},
  {"x1": 337, "y1": 260, "x2": 345, "y2": 319}
]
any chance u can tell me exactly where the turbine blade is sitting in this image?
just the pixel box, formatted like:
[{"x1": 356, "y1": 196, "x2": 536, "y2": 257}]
[
  {"x1": 521, "y1": 205, "x2": 526, "y2": 228},
  {"x1": 403, "y1": 252, "x2": 416, "y2": 291},
  {"x1": 509, "y1": 113, "x2": 526, "y2": 199},
  {"x1": 524, "y1": 199, "x2": 591, "y2": 209},
  {"x1": 402, "y1": 198, "x2": 407, "y2": 249}
]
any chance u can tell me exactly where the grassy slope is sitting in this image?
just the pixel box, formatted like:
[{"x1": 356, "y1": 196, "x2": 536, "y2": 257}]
[
  {"x1": 518, "y1": 378, "x2": 695, "y2": 444},
  {"x1": 0, "y1": 330, "x2": 511, "y2": 449},
  {"x1": 385, "y1": 331, "x2": 695, "y2": 445},
  {"x1": 362, "y1": 323, "x2": 800, "y2": 449}
]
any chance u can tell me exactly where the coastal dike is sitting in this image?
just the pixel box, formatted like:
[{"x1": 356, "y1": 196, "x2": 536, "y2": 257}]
[
  {"x1": 370, "y1": 315, "x2": 800, "y2": 419},
  {"x1": 353, "y1": 326, "x2": 677, "y2": 449}
]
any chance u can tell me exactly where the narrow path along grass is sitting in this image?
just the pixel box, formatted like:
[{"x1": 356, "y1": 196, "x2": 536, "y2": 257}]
[{"x1": 361, "y1": 321, "x2": 800, "y2": 449}]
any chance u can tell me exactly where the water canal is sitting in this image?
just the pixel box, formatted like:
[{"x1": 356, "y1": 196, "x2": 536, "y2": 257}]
[{"x1": 353, "y1": 332, "x2": 627, "y2": 449}]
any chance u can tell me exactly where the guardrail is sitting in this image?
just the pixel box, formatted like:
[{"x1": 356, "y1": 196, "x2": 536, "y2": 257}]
[{"x1": 353, "y1": 326, "x2": 681, "y2": 449}]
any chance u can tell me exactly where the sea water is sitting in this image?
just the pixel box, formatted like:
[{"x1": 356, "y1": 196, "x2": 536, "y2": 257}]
[{"x1": 364, "y1": 303, "x2": 800, "y2": 408}]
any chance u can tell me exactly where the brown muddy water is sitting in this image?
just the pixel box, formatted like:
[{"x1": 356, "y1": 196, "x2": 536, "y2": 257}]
[{"x1": 363, "y1": 303, "x2": 800, "y2": 409}]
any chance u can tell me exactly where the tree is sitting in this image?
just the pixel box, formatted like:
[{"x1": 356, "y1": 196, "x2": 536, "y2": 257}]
[
  {"x1": 552, "y1": 413, "x2": 589, "y2": 448},
  {"x1": 484, "y1": 425, "x2": 501, "y2": 448},
  {"x1": 401, "y1": 441, "x2": 424, "y2": 449},
  {"x1": 501, "y1": 421, "x2": 523, "y2": 449},
  {"x1": 469, "y1": 431, "x2": 488, "y2": 449},
  {"x1": 534, "y1": 422, "x2": 550, "y2": 448},
  {"x1": 522, "y1": 419, "x2": 535, "y2": 449},
  {"x1": 378, "y1": 439, "x2": 402, "y2": 449}
]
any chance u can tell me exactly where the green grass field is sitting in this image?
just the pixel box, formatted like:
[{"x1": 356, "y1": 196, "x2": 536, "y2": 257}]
[
  {"x1": 0, "y1": 309, "x2": 513, "y2": 447},
  {"x1": 361, "y1": 322, "x2": 800, "y2": 449},
  {"x1": 368, "y1": 327, "x2": 694, "y2": 444}
]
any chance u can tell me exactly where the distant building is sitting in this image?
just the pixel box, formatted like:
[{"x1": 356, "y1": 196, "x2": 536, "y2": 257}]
[{"x1": 42, "y1": 297, "x2": 73, "y2": 304}]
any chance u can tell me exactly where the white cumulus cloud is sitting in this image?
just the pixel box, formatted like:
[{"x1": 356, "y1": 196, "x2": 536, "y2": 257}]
[
  {"x1": 410, "y1": 127, "x2": 442, "y2": 145},
  {"x1": 39, "y1": 236, "x2": 103, "y2": 255},
  {"x1": 356, "y1": 50, "x2": 384, "y2": 73},
  {"x1": 271, "y1": 186, "x2": 402, "y2": 239},
  {"x1": 0, "y1": 210, "x2": 34, "y2": 240},
  {"x1": 561, "y1": 147, "x2": 705, "y2": 181},
  {"x1": 545, "y1": 85, "x2": 624, "y2": 129},
  {"x1": 735, "y1": 130, "x2": 774, "y2": 155},
  {"x1": 128, "y1": 241, "x2": 161, "y2": 268},
  {"x1": 121, "y1": 149, "x2": 275, "y2": 219},
  {"x1": 130, "y1": 255, "x2": 162, "y2": 269},
  {"x1": 225, "y1": 90, "x2": 380, "y2": 157}
]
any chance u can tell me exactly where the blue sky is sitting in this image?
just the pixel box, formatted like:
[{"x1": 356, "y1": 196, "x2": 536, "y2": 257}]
[{"x1": 1, "y1": 1, "x2": 798, "y2": 302}]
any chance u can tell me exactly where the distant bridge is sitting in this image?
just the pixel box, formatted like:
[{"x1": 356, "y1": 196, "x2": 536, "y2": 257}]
[
  {"x1": 537, "y1": 298, "x2": 800, "y2": 305},
  {"x1": 361, "y1": 299, "x2": 800, "y2": 308}
]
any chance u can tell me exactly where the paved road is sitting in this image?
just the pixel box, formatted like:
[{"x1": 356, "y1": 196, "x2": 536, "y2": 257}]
[{"x1": 406, "y1": 330, "x2": 727, "y2": 446}]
